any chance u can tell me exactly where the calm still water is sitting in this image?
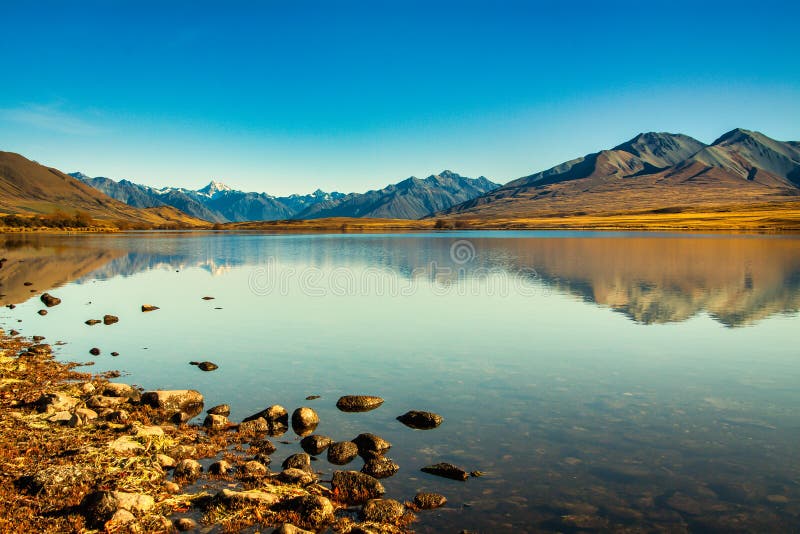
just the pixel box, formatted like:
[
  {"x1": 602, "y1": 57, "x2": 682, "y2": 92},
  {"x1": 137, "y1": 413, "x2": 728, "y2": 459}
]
[{"x1": 2, "y1": 231, "x2": 799, "y2": 532}]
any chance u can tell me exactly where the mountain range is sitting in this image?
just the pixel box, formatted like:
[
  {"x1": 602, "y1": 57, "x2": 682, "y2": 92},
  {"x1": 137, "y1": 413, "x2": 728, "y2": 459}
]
[
  {"x1": 441, "y1": 128, "x2": 800, "y2": 219},
  {"x1": 73, "y1": 171, "x2": 498, "y2": 222}
]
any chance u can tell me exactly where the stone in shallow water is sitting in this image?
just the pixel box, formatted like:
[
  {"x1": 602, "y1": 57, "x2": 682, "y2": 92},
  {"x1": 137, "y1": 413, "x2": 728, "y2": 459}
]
[
  {"x1": 352, "y1": 433, "x2": 392, "y2": 458},
  {"x1": 141, "y1": 390, "x2": 203, "y2": 413},
  {"x1": 291, "y1": 406, "x2": 319, "y2": 428},
  {"x1": 361, "y1": 456, "x2": 399, "y2": 479},
  {"x1": 331, "y1": 471, "x2": 385, "y2": 505},
  {"x1": 421, "y1": 462, "x2": 468, "y2": 481},
  {"x1": 215, "y1": 488, "x2": 279, "y2": 507},
  {"x1": 396, "y1": 410, "x2": 443, "y2": 429},
  {"x1": 244, "y1": 404, "x2": 288, "y2": 424},
  {"x1": 413, "y1": 492, "x2": 447, "y2": 509},
  {"x1": 203, "y1": 413, "x2": 229, "y2": 430},
  {"x1": 361, "y1": 498, "x2": 405, "y2": 522},
  {"x1": 327, "y1": 441, "x2": 359, "y2": 465},
  {"x1": 173, "y1": 459, "x2": 202, "y2": 481},
  {"x1": 141, "y1": 304, "x2": 159, "y2": 312},
  {"x1": 336, "y1": 395, "x2": 384, "y2": 412},
  {"x1": 278, "y1": 468, "x2": 316, "y2": 485},
  {"x1": 207, "y1": 403, "x2": 231, "y2": 416},
  {"x1": 281, "y1": 495, "x2": 334, "y2": 529},
  {"x1": 103, "y1": 314, "x2": 118, "y2": 325},
  {"x1": 85, "y1": 319, "x2": 101, "y2": 326},
  {"x1": 197, "y1": 361, "x2": 218, "y2": 371},
  {"x1": 282, "y1": 453, "x2": 312, "y2": 472},
  {"x1": 301, "y1": 434, "x2": 333, "y2": 455}
]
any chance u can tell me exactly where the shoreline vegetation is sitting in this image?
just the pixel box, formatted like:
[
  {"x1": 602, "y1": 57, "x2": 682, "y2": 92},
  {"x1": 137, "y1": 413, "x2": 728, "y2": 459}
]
[
  {"x1": 0, "y1": 328, "x2": 448, "y2": 533},
  {"x1": 3, "y1": 199, "x2": 800, "y2": 234}
]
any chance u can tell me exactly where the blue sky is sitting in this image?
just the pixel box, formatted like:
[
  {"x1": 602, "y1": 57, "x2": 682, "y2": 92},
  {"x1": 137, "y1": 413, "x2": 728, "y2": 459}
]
[{"x1": 1, "y1": 0, "x2": 798, "y2": 195}]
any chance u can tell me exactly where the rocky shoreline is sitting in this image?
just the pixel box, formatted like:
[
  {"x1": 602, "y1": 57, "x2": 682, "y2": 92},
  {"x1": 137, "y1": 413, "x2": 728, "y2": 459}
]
[{"x1": 0, "y1": 330, "x2": 457, "y2": 533}]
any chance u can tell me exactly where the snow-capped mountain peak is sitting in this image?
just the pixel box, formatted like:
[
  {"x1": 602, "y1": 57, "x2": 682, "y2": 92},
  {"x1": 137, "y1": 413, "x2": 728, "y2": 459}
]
[{"x1": 197, "y1": 180, "x2": 233, "y2": 197}]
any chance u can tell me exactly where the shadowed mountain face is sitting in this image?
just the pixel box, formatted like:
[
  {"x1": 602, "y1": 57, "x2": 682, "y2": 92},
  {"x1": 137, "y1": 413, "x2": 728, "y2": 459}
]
[
  {"x1": 75, "y1": 171, "x2": 496, "y2": 222},
  {"x1": 442, "y1": 129, "x2": 800, "y2": 218},
  {"x1": 297, "y1": 171, "x2": 499, "y2": 219}
]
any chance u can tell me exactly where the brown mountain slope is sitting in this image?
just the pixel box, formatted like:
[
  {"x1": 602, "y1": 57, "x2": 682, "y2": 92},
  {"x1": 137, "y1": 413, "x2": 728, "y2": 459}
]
[
  {"x1": 441, "y1": 129, "x2": 800, "y2": 219},
  {"x1": 0, "y1": 151, "x2": 207, "y2": 226}
]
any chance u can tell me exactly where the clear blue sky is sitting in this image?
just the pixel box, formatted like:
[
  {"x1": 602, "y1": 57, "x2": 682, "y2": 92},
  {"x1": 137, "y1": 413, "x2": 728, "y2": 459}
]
[{"x1": 1, "y1": 0, "x2": 798, "y2": 195}]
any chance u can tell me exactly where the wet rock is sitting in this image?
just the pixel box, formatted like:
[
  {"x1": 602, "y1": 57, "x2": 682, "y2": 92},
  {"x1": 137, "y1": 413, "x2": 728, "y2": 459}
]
[
  {"x1": 238, "y1": 417, "x2": 269, "y2": 435},
  {"x1": 201, "y1": 296, "x2": 215, "y2": 300},
  {"x1": 331, "y1": 471, "x2": 385, "y2": 505},
  {"x1": 174, "y1": 459, "x2": 202, "y2": 481},
  {"x1": 203, "y1": 414, "x2": 229, "y2": 430},
  {"x1": 163, "y1": 481, "x2": 180, "y2": 493},
  {"x1": 32, "y1": 335, "x2": 45, "y2": 342},
  {"x1": 40, "y1": 293, "x2": 61, "y2": 307},
  {"x1": 209, "y1": 460, "x2": 233, "y2": 475},
  {"x1": 103, "y1": 383, "x2": 140, "y2": 401},
  {"x1": 362, "y1": 498, "x2": 405, "y2": 523},
  {"x1": 23, "y1": 282, "x2": 33, "y2": 286},
  {"x1": 282, "y1": 495, "x2": 334, "y2": 529},
  {"x1": 251, "y1": 453, "x2": 273, "y2": 466},
  {"x1": 110, "y1": 351, "x2": 119, "y2": 357},
  {"x1": 249, "y1": 438, "x2": 277, "y2": 455},
  {"x1": 197, "y1": 361, "x2": 218, "y2": 371},
  {"x1": 215, "y1": 488, "x2": 279, "y2": 507},
  {"x1": 208, "y1": 404, "x2": 231, "y2": 416},
  {"x1": 336, "y1": 395, "x2": 384, "y2": 412},
  {"x1": 327, "y1": 441, "x2": 359, "y2": 465},
  {"x1": 141, "y1": 304, "x2": 159, "y2": 312},
  {"x1": 413, "y1": 492, "x2": 447, "y2": 509},
  {"x1": 421, "y1": 462, "x2": 468, "y2": 481},
  {"x1": 9, "y1": 329, "x2": 19, "y2": 336},
  {"x1": 81, "y1": 490, "x2": 154, "y2": 527},
  {"x1": 103, "y1": 314, "x2": 119, "y2": 325},
  {"x1": 305, "y1": 395, "x2": 320, "y2": 400},
  {"x1": 37, "y1": 309, "x2": 47, "y2": 316},
  {"x1": 397, "y1": 410, "x2": 443, "y2": 429},
  {"x1": 89, "y1": 347, "x2": 101, "y2": 356},
  {"x1": 282, "y1": 453, "x2": 312, "y2": 472},
  {"x1": 175, "y1": 517, "x2": 198, "y2": 531},
  {"x1": 278, "y1": 468, "x2": 316, "y2": 485},
  {"x1": 171, "y1": 411, "x2": 194, "y2": 425},
  {"x1": 142, "y1": 390, "x2": 204, "y2": 412},
  {"x1": 273, "y1": 524, "x2": 314, "y2": 534},
  {"x1": 361, "y1": 457, "x2": 399, "y2": 479},
  {"x1": 242, "y1": 460, "x2": 269, "y2": 478},
  {"x1": 352, "y1": 433, "x2": 392, "y2": 458},
  {"x1": 300, "y1": 434, "x2": 333, "y2": 455},
  {"x1": 6, "y1": 304, "x2": 16, "y2": 309},
  {"x1": 35, "y1": 392, "x2": 79, "y2": 413},
  {"x1": 85, "y1": 319, "x2": 101, "y2": 325},
  {"x1": 244, "y1": 404, "x2": 288, "y2": 424},
  {"x1": 108, "y1": 435, "x2": 145, "y2": 454}
]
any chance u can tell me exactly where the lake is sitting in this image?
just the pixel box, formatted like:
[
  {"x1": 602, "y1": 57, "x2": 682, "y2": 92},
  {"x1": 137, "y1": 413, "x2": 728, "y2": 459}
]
[{"x1": 2, "y1": 231, "x2": 799, "y2": 532}]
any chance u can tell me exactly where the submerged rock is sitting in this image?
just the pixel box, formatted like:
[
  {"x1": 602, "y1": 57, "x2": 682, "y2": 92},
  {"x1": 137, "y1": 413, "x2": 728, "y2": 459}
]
[
  {"x1": 413, "y1": 492, "x2": 447, "y2": 509},
  {"x1": 361, "y1": 456, "x2": 399, "y2": 479},
  {"x1": 331, "y1": 471, "x2": 385, "y2": 505},
  {"x1": 103, "y1": 314, "x2": 119, "y2": 325},
  {"x1": 421, "y1": 462, "x2": 468, "y2": 481},
  {"x1": 336, "y1": 395, "x2": 384, "y2": 412},
  {"x1": 397, "y1": 410, "x2": 443, "y2": 429},
  {"x1": 361, "y1": 498, "x2": 405, "y2": 523},
  {"x1": 327, "y1": 441, "x2": 359, "y2": 465},
  {"x1": 300, "y1": 434, "x2": 333, "y2": 455},
  {"x1": 141, "y1": 304, "x2": 159, "y2": 312}
]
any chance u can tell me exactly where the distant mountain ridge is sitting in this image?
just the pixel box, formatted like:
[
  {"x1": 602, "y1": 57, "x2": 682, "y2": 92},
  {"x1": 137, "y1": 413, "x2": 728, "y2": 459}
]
[
  {"x1": 441, "y1": 128, "x2": 800, "y2": 218},
  {"x1": 74, "y1": 170, "x2": 498, "y2": 221}
]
